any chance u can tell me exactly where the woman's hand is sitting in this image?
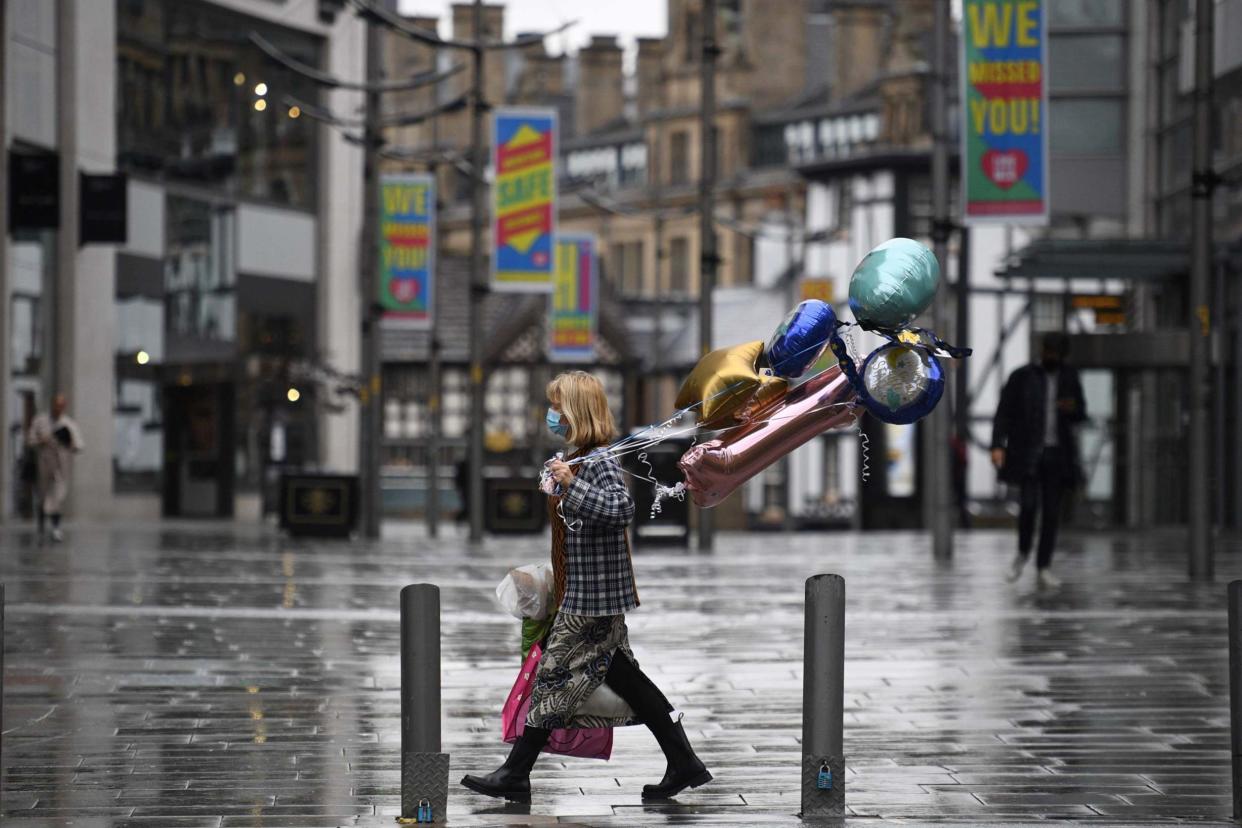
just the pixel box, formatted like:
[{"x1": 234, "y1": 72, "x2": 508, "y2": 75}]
[{"x1": 548, "y1": 459, "x2": 575, "y2": 488}]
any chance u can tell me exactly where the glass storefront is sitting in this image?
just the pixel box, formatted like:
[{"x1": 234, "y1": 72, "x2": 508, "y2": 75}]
[
  {"x1": 117, "y1": 0, "x2": 321, "y2": 209},
  {"x1": 112, "y1": 0, "x2": 324, "y2": 511}
]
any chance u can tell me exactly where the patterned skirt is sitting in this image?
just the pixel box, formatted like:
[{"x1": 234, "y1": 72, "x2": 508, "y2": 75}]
[{"x1": 524, "y1": 611, "x2": 641, "y2": 730}]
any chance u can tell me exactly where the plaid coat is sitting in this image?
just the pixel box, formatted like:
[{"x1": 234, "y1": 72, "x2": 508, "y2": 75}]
[{"x1": 556, "y1": 452, "x2": 640, "y2": 616}]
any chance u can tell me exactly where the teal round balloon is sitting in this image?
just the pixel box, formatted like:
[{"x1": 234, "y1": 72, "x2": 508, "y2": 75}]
[{"x1": 848, "y1": 238, "x2": 940, "y2": 330}]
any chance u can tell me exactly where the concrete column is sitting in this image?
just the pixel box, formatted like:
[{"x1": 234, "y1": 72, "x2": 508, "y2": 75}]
[
  {"x1": 56, "y1": 0, "x2": 116, "y2": 520},
  {"x1": 0, "y1": 0, "x2": 11, "y2": 523},
  {"x1": 318, "y1": 12, "x2": 364, "y2": 474}
]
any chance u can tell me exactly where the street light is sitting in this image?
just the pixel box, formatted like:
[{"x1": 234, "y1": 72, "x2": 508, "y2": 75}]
[
  {"x1": 254, "y1": 82, "x2": 268, "y2": 96},
  {"x1": 287, "y1": 387, "x2": 301, "y2": 403},
  {"x1": 135, "y1": 350, "x2": 149, "y2": 365}
]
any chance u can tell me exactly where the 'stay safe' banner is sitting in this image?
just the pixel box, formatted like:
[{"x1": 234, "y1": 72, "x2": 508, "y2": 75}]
[
  {"x1": 379, "y1": 173, "x2": 435, "y2": 328},
  {"x1": 961, "y1": 0, "x2": 1049, "y2": 224},
  {"x1": 492, "y1": 108, "x2": 557, "y2": 291},
  {"x1": 548, "y1": 234, "x2": 596, "y2": 363}
]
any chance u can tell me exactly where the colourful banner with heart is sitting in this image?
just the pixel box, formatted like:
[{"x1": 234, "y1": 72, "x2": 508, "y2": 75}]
[
  {"x1": 960, "y1": 0, "x2": 1049, "y2": 224},
  {"x1": 492, "y1": 108, "x2": 557, "y2": 292},
  {"x1": 379, "y1": 173, "x2": 435, "y2": 328},
  {"x1": 548, "y1": 234, "x2": 596, "y2": 363}
]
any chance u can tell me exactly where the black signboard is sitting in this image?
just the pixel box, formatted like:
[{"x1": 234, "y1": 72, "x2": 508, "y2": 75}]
[
  {"x1": 9, "y1": 152, "x2": 60, "y2": 231},
  {"x1": 280, "y1": 473, "x2": 359, "y2": 537},
  {"x1": 485, "y1": 477, "x2": 547, "y2": 533},
  {"x1": 80, "y1": 172, "x2": 128, "y2": 244}
]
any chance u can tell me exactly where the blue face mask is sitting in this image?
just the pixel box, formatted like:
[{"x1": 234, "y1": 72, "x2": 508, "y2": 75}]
[{"x1": 546, "y1": 408, "x2": 569, "y2": 437}]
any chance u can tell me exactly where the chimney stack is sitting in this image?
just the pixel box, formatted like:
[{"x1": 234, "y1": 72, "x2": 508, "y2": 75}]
[
  {"x1": 829, "y1": 2, "x2": 889, "y2": 102},
  {"x1": 636, "y1": 37, "x2": 665, "y2": 118},
  {"x1": 576, "y1": 35, "x2": 625, "y2": 135}
]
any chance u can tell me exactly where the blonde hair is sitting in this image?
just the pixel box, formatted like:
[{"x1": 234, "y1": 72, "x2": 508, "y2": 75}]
[{"x1": 546, "y1": 371, "x2": 618, "y2": 449}]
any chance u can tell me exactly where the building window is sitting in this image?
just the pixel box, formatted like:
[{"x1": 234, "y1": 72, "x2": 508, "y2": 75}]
[
  {"x1": 113, "y1": 376, "x2": 163, "y2": 492},
  {"x1": 669, "y1": 130, "x2": 690, "y2": 186},
  {"x1": 610, "y1": 241, "x2": 645, "y2": 295},
  {"x1": 10, "y1": 294, "x2": 40, "y2": 374},
  {"x1": 8, "y1": 238, "x2": 50, "y2": 378},
  {"x1": 116, "y1": 0, "x2": 321, "y2": 210},
  {"x1": 485, "y1": 367, "x2": 530, "y2": 443},
  {"x1": 165, "y1": 197, "x2": 237, "y2": 356},
  {"x1": 1047, "y1": 0, "x2": 1125, "y2": 27},
  {"x1": 669, "y1": 236, "x2": 690, "y2": 294},
  {"x1": 1050, "y1": 99, "x2": 1125, "y2": 155},
  {"x1": 835, "y1": 180, "x2": 854, "y2": 233},
  {"x1": 1049, "y1": 35, "x2": 1125, "y2": 91},
  {"x1": 684, "y1": 11, "x2": 699, "y2": 63},
  {"x1": 1033, "y1": 294, "x2": 1065, "y2": 333}
]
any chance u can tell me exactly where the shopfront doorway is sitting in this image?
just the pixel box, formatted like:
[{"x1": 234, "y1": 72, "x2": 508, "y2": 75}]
[{"x1": 163, "y1": 383, "x2": 234, "y2": 517}]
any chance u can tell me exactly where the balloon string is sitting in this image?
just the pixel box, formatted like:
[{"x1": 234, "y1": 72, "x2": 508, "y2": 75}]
[
  {"x1": 556, "y1": 498, "x2": 583, "y2": 533},
  {"x1": 857, "y1": 417, "x2": 871, "y2": 483},
  {"x1": 571, "y1": 397, "x2": 862, "y2": 475},
  {"x1": 573, "y1": 322, "x2": 862, "y2": 471}
]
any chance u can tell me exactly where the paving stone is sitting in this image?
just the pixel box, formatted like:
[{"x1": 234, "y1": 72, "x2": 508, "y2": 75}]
[{"x1": 3, "y1": 522, "x2": 1242, "y2": 825}]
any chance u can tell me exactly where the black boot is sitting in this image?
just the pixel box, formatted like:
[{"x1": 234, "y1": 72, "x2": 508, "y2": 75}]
[
  {"x1": 460, "y1": 726, "x2": 550, "y2": 803},
  {"x1": 641, "y1": 716, "x2": 712, "y2": 800}
]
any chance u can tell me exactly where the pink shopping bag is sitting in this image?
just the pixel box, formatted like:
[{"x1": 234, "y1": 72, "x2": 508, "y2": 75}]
[{"x1": 501, "y1": 642, "x2": 613, "y2": 760}]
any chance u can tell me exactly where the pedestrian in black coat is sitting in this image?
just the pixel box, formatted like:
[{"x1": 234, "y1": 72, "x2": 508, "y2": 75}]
[{"x1": 990, "y1": 333, "x2": 1087, "y2": 587}]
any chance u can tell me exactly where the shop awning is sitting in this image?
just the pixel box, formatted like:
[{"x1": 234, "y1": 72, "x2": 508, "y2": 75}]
[{"x1": 995, "y1": 239, "x2": 1189, "y2": 281}]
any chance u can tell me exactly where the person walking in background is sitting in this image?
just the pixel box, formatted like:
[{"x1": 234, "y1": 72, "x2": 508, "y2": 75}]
[
  {"x1": 462, "y1": 371, "x2": 711, "y2": 803},
  {"x1": 990, "y1": 333, "x2": 1087, "y2": 588},
  {"x1": 27, "y1": 393, "x2": 84, "y2": 543}
]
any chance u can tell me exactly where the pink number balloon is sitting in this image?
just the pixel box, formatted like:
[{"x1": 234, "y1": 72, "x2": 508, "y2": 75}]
[{"x1": 678, "y1": 365, "x2": 859, "y2": 508}]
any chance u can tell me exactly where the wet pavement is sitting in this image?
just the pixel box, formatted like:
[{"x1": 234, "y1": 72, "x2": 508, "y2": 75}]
[{"x1": 2, "y1": 520, "x2": 1241, "y2": 826}]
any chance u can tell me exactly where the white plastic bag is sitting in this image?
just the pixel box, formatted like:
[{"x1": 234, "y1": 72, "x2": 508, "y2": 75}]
[
  {"x1": 578, "y1": 682, "x2": 634, "y2": 719},
  {"x1": 494, "y1": 563, "x2": 553, "y2": 620}
]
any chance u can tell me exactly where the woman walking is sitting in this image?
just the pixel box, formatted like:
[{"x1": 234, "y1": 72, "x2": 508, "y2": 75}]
[
  {"x1": 27, "y1": 393, "x2": 84, "y2": 543},
  {"x1": 461, "y1": 371, "x2": 711, "y2": 803}
]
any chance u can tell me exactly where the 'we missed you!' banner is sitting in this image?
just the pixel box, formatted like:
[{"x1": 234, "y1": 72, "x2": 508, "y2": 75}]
[
  {"x1": 549, "y1": 234, "x2": 596, "y2": 363},
  {"x1": 379, "y1": 173, "x2": 435, "y2": 328},
  {"x1": 492, "y1": 108, "x2": 557, "y2": 291},
  {"x1": 961, "y1": 0, "x2": 1049, "y2": 224}
]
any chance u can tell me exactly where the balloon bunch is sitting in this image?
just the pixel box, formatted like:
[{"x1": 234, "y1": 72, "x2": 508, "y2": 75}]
[
  {"x1": 675, "y1": 237, "x2": 971, "y2": 508},
  {"x1": 831, "y1": 237, "x2": 971, "y2": 426},
  {"x1": 543, "y1": 238, "x2": 970, "y2": 521}
]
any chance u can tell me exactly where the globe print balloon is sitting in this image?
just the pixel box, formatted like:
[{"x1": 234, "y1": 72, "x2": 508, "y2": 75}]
[{"x1": 859, "y1": 343, "x2": 944, "y2": 424}]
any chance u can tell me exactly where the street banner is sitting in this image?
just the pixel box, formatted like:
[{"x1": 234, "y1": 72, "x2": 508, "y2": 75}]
[
  {"x1": 379, "y1": 173, "x2": 435, "y2": 328},
  {"x1": 961, "y1": 0, "x2": 1049, "y2": 224},
  {"x1": 492, "y1": 108, "x2": 557, "y2": 291},
  {"x1": 549, "y1": 234, "x2": 596, "y2": 363}
]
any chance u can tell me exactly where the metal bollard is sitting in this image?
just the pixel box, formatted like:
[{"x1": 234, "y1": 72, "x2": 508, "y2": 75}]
[
  {"x1": 1230, "y1": 581, "x2": 1242, "y2": 819},
  {"x1": 400, "y1": 584, "x2": 449, "y2": 823},
  {"x1": 801, "y1": 574, "x2": 844, "y2": 818},
  {"x1": 1, "y1": 582, "x2": 4, "y2": 793}
]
